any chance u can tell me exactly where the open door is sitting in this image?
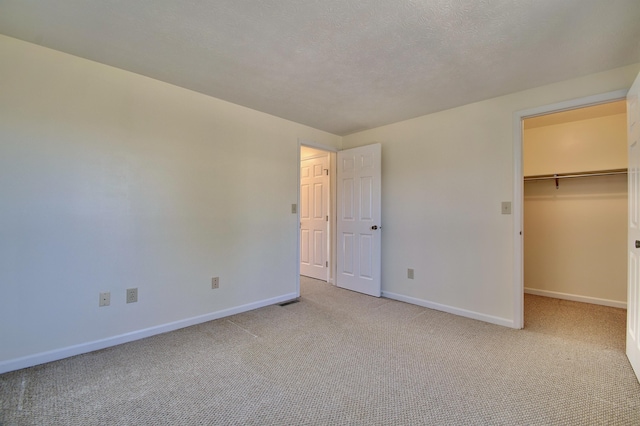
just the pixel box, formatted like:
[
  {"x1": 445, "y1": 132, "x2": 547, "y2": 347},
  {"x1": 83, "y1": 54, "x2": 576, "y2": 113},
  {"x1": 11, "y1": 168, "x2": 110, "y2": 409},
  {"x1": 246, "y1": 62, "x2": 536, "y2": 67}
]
[
  {"x1": 300, "y1": 154, "x2": 329, "y2": 280},
  {"x1": 336, "y1": 144, "x2": 382, "y2": 297},
  {"x1": 627, "y1": 71, "x2": 640, "y2": 382}
]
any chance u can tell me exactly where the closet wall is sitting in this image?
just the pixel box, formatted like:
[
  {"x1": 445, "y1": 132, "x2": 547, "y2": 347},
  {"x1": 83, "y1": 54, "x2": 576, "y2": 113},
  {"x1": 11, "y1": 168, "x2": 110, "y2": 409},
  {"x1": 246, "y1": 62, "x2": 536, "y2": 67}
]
[{"x1": 523, "y1": 102, "x2": 628, "y2": 307}]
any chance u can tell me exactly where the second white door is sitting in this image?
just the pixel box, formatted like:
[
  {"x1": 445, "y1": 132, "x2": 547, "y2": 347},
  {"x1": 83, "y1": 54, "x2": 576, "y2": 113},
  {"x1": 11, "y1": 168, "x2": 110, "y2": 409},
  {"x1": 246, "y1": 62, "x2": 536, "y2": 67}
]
[
  {"x1": 336, "y1": 143, "x2": 382, "y2": 297},
  {"x1": 300, "y1": 155, "x2": 329, "y2": 280}
]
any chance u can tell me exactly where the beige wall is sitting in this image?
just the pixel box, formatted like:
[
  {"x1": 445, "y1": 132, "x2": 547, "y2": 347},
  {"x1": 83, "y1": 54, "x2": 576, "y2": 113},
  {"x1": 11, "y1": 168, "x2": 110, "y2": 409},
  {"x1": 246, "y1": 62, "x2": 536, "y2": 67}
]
[
  {"x1": 343, "y1": 63, "x2": 640, "y2": 325},
  {"x1": 0, "y1": 35, "x2": 341, "y2": 370},
  {"x1": 523, "y1": 111, "x2": 627, "y2": 306},
  {"x1": 524, "y1": 112, "x2": 627, "y2": 176}
]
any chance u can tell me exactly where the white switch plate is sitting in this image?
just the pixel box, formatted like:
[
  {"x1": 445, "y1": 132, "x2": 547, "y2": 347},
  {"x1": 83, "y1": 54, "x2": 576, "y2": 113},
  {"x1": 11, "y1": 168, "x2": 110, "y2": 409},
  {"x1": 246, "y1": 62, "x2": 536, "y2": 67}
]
[
  {"x1": 291, "y1": 204, "x2": 297, "y2": 214},
  {"x1": 501, "y1": 202, "x2": 512, "y2": 215}
]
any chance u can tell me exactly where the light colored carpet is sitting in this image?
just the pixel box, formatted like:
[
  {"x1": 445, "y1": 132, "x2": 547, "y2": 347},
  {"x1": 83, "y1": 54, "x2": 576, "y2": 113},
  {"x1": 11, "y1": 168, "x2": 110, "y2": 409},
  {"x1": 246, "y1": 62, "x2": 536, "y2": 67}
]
[{"x1": 1, "y1": 277, "x2": 639, "y2": 425}]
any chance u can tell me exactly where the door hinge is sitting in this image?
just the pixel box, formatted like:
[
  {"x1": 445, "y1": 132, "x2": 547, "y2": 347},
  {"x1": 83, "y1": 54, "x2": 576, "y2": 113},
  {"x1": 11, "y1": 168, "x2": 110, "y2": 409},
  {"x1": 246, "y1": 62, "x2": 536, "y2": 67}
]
[
  {"x1": 326, "y1": 215, "x2": 329, "y2": 221},
  {"x1": 325, "y1": 169, "x2": 329, "y2": 175},
  {"x1": 326, "y1": 261, "x2": 328, "y2": 267}
]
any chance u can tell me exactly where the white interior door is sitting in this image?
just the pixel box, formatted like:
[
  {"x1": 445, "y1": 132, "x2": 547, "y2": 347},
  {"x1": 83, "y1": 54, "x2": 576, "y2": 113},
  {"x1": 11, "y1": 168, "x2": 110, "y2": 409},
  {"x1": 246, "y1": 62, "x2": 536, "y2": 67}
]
[
  {"x1": 627, "y1": 71, "x2": 640, "y2": 382},
  {"x1": 300, "y1": 155, "x2": 329, "y2": 280},
  {"x1": 337, "y1": 143, "x2": 381, "y2": 297}
]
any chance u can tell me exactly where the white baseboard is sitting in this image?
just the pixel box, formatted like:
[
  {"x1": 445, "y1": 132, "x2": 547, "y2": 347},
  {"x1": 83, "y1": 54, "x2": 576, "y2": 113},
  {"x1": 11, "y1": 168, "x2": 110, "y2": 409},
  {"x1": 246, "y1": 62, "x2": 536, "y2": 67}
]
[
  {"x1": 0, "y1": 292, "x2": 297, "y2": 375},
  {"x1": 382, "y1": 291, "x2": 516, "y2": 329},
  {"x1": 524, "y1": 288, "x2": 626, "y2": 309}
]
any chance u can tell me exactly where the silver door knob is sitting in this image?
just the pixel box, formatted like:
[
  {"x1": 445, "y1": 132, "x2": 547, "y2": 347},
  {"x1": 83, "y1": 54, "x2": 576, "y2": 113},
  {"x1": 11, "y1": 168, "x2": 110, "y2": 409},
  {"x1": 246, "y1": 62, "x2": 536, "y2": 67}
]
[{"x1": 636, "y1": 240, "x2": 640, "y2": 249}]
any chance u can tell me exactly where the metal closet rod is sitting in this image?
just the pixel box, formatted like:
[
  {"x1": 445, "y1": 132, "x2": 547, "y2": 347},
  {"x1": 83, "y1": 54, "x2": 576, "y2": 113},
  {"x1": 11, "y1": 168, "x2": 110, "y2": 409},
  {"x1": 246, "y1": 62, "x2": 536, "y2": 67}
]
[{"x1": 524, "y1": 168, "x2": 628, "y2": 189}]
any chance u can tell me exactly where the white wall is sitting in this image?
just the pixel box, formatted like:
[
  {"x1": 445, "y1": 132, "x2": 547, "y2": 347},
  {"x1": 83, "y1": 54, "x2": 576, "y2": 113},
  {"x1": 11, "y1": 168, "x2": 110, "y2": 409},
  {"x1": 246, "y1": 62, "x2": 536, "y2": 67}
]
[
  {"x1": 342, "y1": 63, "x2": 640, "y2": 326},
  {"x1": 0, "y1": 35, "x2": 341, "y2": 372},
  {"x1": 523, "y1": 112, "x2": 628, "y2": 307}
]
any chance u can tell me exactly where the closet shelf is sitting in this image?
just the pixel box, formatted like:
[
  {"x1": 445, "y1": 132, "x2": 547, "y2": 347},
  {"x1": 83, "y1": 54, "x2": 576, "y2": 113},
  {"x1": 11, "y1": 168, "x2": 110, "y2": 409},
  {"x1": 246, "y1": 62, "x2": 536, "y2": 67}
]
[{"x1": 524, "y1": 168, "x2": 627, "y2": 189}]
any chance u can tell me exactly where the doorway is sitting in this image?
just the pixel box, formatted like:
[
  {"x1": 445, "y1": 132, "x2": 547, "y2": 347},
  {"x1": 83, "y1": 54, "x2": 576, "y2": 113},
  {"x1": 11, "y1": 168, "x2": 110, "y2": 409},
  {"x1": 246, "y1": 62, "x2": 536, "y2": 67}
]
[
  {"x1": 300, "y1": 145, "x2": 332, "y2": 282},
  {"x1": 523, "y1": 100, "x2": 628, "y2": 311},
  {"x1": 297, "y1": 142, "x2": 383, "y2": 297},
  {"x1": 513, "y1": 90, "x2": 629, "y2": 328}
]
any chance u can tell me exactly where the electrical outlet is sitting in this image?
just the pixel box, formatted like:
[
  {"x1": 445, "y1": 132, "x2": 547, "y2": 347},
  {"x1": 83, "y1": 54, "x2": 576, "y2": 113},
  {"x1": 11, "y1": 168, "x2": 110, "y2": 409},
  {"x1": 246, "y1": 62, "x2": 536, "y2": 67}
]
[
  {"x1": 211, "y1": 277, "x2": 219, "y2": 289},
  {"x1": 126, "y1": 288, "x2": 138, "y2": 303},
  {"x1": 408, "y1": 269, "x2": 414, "y2": 279},
  {"x1": 99, "y1": 292, "x2": 110, "y2": 307}
]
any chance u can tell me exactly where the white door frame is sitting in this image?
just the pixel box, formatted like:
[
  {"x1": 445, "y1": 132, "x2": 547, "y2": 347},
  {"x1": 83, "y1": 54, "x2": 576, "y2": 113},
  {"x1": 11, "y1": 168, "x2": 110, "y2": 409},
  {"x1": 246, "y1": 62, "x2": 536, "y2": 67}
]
[
  {"x1": 297, "y1": 139, "x2": 338, "y2": 297},
  {"x1": 512, "y1": 89, "x2": 628, "y2": 329}
]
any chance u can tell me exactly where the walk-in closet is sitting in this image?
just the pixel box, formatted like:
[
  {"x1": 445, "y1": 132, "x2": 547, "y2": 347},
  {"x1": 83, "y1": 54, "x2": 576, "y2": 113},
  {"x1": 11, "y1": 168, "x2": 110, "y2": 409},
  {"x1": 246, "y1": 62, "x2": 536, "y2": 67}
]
[{"x1": 523, "y1": 100, "x2": 628, "y2": 309}]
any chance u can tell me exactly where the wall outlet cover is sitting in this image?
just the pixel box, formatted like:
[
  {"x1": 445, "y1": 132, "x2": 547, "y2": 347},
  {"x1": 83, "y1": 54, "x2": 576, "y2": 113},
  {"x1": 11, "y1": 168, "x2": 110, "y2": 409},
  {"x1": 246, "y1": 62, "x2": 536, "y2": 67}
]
[
  {"x1": 212, "y1": 277, "x2": 219, "y2": 289},
  {"x1": 126, "y1": 288, "x2": 138, "y2": 303}
]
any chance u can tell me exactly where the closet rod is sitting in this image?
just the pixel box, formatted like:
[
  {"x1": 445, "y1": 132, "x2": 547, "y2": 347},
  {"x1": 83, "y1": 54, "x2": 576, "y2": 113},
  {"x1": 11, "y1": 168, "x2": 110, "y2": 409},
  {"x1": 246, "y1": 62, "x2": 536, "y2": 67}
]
[{"x1": 524, "y1": 168, "x2": 627, "y2": 189}]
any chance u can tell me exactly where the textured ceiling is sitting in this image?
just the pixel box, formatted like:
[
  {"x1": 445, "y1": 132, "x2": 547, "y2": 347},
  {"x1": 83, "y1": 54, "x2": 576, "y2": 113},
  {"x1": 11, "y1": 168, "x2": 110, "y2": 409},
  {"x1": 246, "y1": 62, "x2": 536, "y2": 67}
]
[{"x1": 1, "y1": 0, "x2": 639, "y2": 136}]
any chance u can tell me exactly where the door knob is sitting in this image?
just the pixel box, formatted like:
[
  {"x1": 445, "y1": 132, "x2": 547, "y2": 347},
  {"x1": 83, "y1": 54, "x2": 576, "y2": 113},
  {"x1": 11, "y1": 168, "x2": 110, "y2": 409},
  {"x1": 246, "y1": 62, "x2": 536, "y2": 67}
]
[
  {"x1": 371, "y1": 225, "x2": 378, "y2": 230},
  {"x1": 636, "y1": 240, "x2": 640, "y2": 249}
]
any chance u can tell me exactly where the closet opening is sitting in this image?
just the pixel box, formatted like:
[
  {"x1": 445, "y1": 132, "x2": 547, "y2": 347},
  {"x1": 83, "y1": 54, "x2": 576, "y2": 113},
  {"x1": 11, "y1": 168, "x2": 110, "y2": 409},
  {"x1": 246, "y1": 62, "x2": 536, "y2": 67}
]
[{"x1": 522, "y1": 100, "x2": 628, "y2": 326}]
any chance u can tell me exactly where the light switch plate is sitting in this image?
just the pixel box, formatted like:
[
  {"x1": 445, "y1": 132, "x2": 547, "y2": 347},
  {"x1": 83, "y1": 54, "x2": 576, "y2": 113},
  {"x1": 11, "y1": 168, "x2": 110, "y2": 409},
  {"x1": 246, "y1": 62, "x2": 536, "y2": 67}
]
[
  {"x1": 501, "y1": 201, "x2": 512, "y2": 215},
  {"x1": 291, "y1": 204, "x2": 297, "y2": 214}
]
